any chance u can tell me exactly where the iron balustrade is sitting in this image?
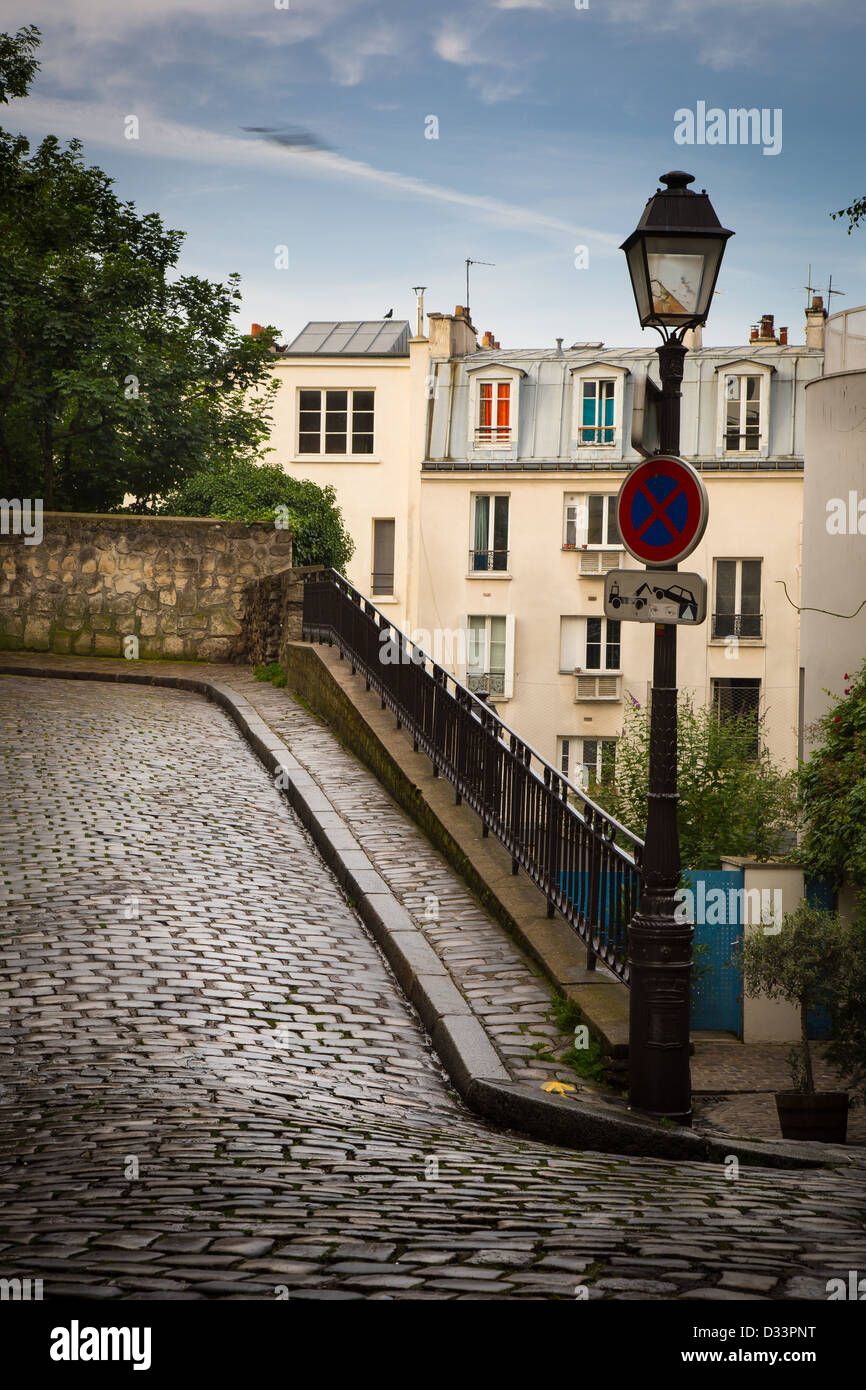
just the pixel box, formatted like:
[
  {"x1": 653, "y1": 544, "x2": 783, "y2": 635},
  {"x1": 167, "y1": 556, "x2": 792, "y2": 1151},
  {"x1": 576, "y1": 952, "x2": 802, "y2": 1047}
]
[
  {"x1": 302, "y1": 568, "x2": 643, "y2": 984},
  {"x1": 469, "y1": 548, "x2": 509, "y2": 572},
  {"x1": 711, "y1": 612, "x2": 763, "y2": 640}
]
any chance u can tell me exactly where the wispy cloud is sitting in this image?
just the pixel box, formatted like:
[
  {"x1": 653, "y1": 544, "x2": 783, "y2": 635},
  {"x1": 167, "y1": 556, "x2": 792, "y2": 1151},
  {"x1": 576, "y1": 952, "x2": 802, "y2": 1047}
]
[{"x1": 15, "y1": 97, "x2": 621, "y2": 246}]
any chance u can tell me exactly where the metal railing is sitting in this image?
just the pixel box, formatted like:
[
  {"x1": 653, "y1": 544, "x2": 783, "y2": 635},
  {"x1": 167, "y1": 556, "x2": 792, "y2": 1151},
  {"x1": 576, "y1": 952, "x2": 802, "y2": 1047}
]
[
  {"x1": 711, "y1": 612, "x2": 763, "y2": 640},
  {"x1": 469, "y1": 548, "x2": 509, "y2": 572},
  {"x1": 302, "y1": 569, "x2": 643, "y2": 983}
]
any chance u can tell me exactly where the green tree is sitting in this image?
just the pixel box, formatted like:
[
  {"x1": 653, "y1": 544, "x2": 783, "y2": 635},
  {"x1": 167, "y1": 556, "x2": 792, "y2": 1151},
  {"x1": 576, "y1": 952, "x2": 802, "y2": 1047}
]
[
  {"x1": 831, "y1": 197, "x2": 866, "y2": 234},
  {"x1": 0, "y1": 26, "x2": 279, "y2": 511},
  {"x1": 160, "y1": 458, "x2": 354, "y2": 571},
  {"x1": 795, "y1": 658, "x2": 866, "y2": 896},
  {"x1": 591, "y1": 697, "x2": 798, "y2": 869},
  {"x1": 740, "y1": 902, "x2": 853, "y2": 1095}
]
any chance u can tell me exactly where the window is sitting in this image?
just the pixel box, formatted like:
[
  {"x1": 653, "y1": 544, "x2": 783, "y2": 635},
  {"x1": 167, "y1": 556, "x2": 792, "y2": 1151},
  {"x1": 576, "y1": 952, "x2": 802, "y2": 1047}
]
[
  {"x1": 713, "y1": 559, "x2": 762, "y2": 639},
  {"x1": 476, "y1": 381, "x2": 511, "y2": 444},
  {"x1": 471, "y1": 495, "x2": 509, "y2": 571},
  {"x1": 298, "y1": 388, "x2": 375, "y2": 455},
  {"x1": 586, "y1": 616, "x2": 621, "y2": 671},
  {"x1": 371, "y1": 519, "x2": 395, "y2": 595},
  {"x1": 564, "y1": 493, "x2": 622, "y2": 548},
  {"x1": 713, "y1": 678, "x2": 761, "y2": 758},
  {"x1": 558, "y1": 736, "x2": 617, "y2": 789},
  {"x1": 724, "y1": 374, "x2": 761, "y2": 452},
  {"x1": 579, "y1": 379, "x2": 615, "y2": 445},
  {"x1": 465, "y1": 614, "x2": 515, "y2": 699},
  {"x1": 560, "y1": 616, "x2": 621, "y2": 672}
]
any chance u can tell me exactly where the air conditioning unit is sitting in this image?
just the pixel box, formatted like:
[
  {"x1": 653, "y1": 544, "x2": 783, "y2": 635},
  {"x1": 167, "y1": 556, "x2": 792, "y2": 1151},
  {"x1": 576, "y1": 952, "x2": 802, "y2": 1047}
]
[
  {"x1": 574, "y1": 673, "x2": 622, "y2": 702},
  {"x1": 578, "y1": 549, "x2": 623, "y2": 576}
]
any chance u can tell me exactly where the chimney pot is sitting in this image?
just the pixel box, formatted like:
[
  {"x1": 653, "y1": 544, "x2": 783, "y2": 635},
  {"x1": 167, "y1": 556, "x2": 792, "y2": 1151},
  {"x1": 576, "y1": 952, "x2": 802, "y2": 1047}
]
[
  {"x1": 251, "y1": 323, "x2": 264, "y2": 336},
  {"x1": 779, "y1": 327, "x2": 788, "y2": 345},
  {"x1": 750, "y1": 326, "x2": 759, "y2": 342}
]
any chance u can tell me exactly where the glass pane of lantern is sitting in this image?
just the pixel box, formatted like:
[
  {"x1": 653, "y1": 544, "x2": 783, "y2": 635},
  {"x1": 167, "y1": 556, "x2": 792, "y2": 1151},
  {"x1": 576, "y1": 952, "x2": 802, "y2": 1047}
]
[
  {"x1": 646, "y1": 253, "x2": 706, "y2": 317},
  {"x1": 626, "y1": 242, "x2": 651, "y2": 321}
]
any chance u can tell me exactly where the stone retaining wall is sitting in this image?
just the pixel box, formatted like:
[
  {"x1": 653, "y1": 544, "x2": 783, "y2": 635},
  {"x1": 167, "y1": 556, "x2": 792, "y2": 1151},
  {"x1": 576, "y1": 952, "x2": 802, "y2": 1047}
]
[
  {"x1": 238, "y1": 565, "x2": 321, "y2": 667},
  {"x1": 0, "y1": 513, "x2": 293, "y2": 661}
]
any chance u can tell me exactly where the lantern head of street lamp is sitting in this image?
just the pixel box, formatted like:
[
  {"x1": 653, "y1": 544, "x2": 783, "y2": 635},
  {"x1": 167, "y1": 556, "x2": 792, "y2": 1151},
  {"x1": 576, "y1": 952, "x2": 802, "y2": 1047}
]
[{"x1": 620, "y1": 171, "x2": 734, "y2": 342}]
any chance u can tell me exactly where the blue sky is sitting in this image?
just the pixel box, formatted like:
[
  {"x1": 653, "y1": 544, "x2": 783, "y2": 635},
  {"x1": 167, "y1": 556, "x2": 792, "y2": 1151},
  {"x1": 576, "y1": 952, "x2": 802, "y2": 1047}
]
[{"x1": 6, "y1": 0, "x2": 866, "y2": 348}]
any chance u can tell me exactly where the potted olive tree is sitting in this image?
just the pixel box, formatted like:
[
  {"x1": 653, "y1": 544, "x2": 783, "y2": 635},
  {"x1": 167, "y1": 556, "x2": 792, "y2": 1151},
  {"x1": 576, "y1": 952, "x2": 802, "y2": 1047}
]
[{"x1": 740, "y1": 902, "x2": 853, "y2": 1143}]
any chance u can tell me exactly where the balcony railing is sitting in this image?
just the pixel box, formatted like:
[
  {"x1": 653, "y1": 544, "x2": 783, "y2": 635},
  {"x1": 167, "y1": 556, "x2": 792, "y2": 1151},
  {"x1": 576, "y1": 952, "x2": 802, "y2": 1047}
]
[
  {"x1": 467, "y1": 670, "x2": 506, "y2": 697},
  {"x1": 474, "y1": 426, "x2": 512, "y2": 446},
  {"x1": 711, "y1": 612, "x2": 763, "y2": 640},
  {"x1": 302, "y1": 569, "x2": 643, "y2": 984},
  {"x1": 370, "y1": 571, "x2": 395, "y2": 595},
  {"x1": 469, "y1": 548, "x2": 509, "y2": 572}
]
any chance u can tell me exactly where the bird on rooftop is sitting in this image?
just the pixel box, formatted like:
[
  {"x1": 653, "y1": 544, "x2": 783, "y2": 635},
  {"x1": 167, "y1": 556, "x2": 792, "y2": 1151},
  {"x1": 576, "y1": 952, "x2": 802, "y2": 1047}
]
[{"x1": 384, "y1": 309, "x2": 393, "y2": 318}]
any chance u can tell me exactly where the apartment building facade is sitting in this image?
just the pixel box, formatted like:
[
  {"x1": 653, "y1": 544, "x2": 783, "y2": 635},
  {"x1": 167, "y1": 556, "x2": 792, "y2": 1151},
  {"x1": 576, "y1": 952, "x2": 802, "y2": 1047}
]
[
  {"x1": 413, "y1": 311, "x2": 822, "y2": 784},
  {"x1": 265, "y1": 303, "x2": 823, "y2": 785}
]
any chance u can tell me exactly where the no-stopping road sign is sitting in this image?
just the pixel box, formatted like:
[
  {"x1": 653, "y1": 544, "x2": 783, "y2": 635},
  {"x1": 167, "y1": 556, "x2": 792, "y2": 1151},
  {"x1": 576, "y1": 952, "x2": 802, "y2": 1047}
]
[{"x1": 616, "y1": 455, "x2": 708, "y2": 567}]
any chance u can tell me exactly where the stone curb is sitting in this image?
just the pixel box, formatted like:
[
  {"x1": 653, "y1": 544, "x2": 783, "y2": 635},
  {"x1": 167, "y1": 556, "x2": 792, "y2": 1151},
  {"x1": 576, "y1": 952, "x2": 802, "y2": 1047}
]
[{"x1": 0, "y1": 659, "x2": 841, "y2": 1170}]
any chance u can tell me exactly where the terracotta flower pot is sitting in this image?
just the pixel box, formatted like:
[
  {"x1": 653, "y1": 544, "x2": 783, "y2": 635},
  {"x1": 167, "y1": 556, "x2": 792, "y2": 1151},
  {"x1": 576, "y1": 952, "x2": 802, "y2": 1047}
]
[{"x1": 775, "y1": 1091, "x2": 849, "y2": 1143}]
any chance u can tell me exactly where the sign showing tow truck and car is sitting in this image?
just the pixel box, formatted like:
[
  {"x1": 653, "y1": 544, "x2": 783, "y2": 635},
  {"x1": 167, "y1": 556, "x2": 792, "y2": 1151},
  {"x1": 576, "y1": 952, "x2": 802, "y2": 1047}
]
[
  {"x1": 604, "y1": 570, "x2": 708, "y2": 625},
  {"x1": 607, "y1": 455, "x2": 709, "y2": 625}
]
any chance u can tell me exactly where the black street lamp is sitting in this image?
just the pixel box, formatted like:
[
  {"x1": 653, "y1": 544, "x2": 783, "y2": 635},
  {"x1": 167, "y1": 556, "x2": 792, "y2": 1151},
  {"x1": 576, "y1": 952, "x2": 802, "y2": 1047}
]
[{"x1": 620, "y1": 172, "x2": 733, "y2": 1124}]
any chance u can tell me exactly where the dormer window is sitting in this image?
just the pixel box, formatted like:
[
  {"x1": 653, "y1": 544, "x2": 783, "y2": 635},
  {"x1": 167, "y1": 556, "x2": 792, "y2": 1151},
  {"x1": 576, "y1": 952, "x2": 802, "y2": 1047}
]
[
  {"x1": 714, "y1": 360, "x2": 774, "y2": 459},
  {"x1": 569, "y1": 362, "x2": 629, "y2": 459},
  {"x1": 724, "y1": 374, "x2": 761, "y2": 452},
  {"x1": 476, "y1": 381, "x2": 511, "y2": 445},
  {"x1": 466, "y1": 362, "x2": 525, "y2": 454},
  {"x1": 579, "y1": 379, "x2": 616, "y2": 445}
]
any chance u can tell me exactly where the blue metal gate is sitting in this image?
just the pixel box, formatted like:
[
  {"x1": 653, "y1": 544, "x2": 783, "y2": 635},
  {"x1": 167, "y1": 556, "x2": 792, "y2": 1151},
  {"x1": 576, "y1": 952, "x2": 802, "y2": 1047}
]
[{"x1": 682, "y1": 868, "x2": 744, "y2": 1035}]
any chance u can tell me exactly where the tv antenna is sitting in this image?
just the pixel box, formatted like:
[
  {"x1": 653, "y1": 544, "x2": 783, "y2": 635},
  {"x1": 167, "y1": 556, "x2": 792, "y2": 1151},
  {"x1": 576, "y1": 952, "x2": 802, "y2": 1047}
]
[
  {"x1": 465, "y1": 258, "x2": 495, "y2": 322},
  {"x1": 823, "y1": 273, "x2": 845, "y2": 310},
  {"x1": 804, "y1": 264, "x2": 818, "y2": 307}
]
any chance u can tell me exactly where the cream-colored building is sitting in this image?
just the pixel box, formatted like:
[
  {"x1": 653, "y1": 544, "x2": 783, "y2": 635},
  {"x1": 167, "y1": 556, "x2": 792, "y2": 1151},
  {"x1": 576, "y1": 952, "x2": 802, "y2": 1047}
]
[
  {"x1": 264, "y1": 316, "x2": 429, "y2": 632},
  {"x1": 265, "y1": 304, "x2": 823, "y2": 784},
  {"x1": 413, "y1": 309, "x2": 821, "y2": 783}
]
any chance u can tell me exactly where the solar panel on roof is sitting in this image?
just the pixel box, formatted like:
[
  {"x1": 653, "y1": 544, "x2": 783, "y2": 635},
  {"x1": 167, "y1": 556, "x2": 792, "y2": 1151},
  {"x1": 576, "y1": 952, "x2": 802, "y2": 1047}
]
[{"x1": 283, "y1": 319, "x2": 411, "y2": 355}]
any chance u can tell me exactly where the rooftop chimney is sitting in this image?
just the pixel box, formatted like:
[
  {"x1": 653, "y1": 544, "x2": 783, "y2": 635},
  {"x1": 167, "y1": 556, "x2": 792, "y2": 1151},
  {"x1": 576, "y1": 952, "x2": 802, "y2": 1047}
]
[
  {"x1": 806, "y1": 295, "x2": 826, "y2": 350},
  {"x1": 251, "y1": 323, "x2": 264, "y2": 336},
  {"x1": 427, "y1": 306, "x2": 479, "y2": 359},
  {"x1": 555, "y1": 337, "x2": 564, "y2": 354},
  {"x1": 758, "y1": 314, "x2": 777, "y2": 343},
  {"x1": 778, "y1": 326, "x2": 788, "y2": 346}
]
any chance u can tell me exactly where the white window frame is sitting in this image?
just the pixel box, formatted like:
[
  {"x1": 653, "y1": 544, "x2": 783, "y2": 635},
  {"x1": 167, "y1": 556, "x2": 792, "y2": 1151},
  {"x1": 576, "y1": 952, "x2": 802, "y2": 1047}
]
[
  {"x1": 559, "y1": 615, "x2": 622, "y2": 674},
  {"x1": 296, "y1": 386, "x2": 376, "y2": 460},
  {"x1": 470, "y1": 493, "x2": 510, "y2": 574},
  {"x1": 465, "y1": 363, "x2": 525, "y2": 454},
  {"x1": 711, "y1": 558, "x2": 763, "y2": 642},
  {"x1": 371, "y1": 517, "x2": 397, "y2": 599},
  {"x1": 563, "y1": 492, "x2": 623, "y2": 550},
  {"x1": 558, "y1": 736, "x2": 617, "y2": 790},
  {"x1": 714, "y1": 360, "x2": 774, "y2": 460},
  {"x1": 569, "y1": 363, "x2": 629, "y2": 460},
  {"x1": 458, "y1": 613, "x2": 515, "y2": 700}
]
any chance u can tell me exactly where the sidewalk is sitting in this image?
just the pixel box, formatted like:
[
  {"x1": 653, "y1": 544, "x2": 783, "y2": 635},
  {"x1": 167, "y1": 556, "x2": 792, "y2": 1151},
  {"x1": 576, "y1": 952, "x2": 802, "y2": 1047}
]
[{"x1": 2, "y1": 651, "x2": 861, "y2": 1151}]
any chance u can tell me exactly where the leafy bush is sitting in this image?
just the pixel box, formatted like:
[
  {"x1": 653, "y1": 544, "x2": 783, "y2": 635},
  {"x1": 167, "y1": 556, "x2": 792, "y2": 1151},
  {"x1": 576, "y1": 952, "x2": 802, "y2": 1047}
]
[
  {"x1": 591, "y1": 697, "x2": 797, "y2": 869},
  {"x1": 160, "y1": 459, "x2": 354, "y2": 571},
  {"x1": 740, "y1": 902, "x2": 856, "y2": 1095},
  {"x1": 254, "y1": 661, "x2": 287, "y2": 689},
  {"x1": 796, "y1": 658, "x2": 866, "y2": 899}
]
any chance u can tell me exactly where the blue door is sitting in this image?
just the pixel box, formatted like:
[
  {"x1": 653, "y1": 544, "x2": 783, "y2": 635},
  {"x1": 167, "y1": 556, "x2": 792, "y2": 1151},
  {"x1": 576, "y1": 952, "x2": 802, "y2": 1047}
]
[{"x1": 682, "y1": 869, "x2": 744, "y2": 1035}]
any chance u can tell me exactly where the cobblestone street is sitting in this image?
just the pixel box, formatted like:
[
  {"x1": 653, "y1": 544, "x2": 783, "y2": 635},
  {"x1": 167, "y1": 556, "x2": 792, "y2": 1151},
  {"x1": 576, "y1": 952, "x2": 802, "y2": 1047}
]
[{"x1": 1, "y1": 674, "x2": 864, "y2": 1301}]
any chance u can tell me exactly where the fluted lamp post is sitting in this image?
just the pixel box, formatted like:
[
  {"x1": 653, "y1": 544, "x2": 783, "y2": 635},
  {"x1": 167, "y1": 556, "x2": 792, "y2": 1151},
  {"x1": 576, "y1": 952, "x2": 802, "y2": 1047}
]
[{"x1": 620, "y1": 172, "x2": 733, "y2": 1123}]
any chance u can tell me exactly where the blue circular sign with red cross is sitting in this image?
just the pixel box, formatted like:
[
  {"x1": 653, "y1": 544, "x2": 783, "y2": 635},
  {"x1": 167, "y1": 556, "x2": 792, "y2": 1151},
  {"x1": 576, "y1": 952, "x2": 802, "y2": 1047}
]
[{"x1": 616, "y1": 455, "x2": 709, "y2": 567}]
